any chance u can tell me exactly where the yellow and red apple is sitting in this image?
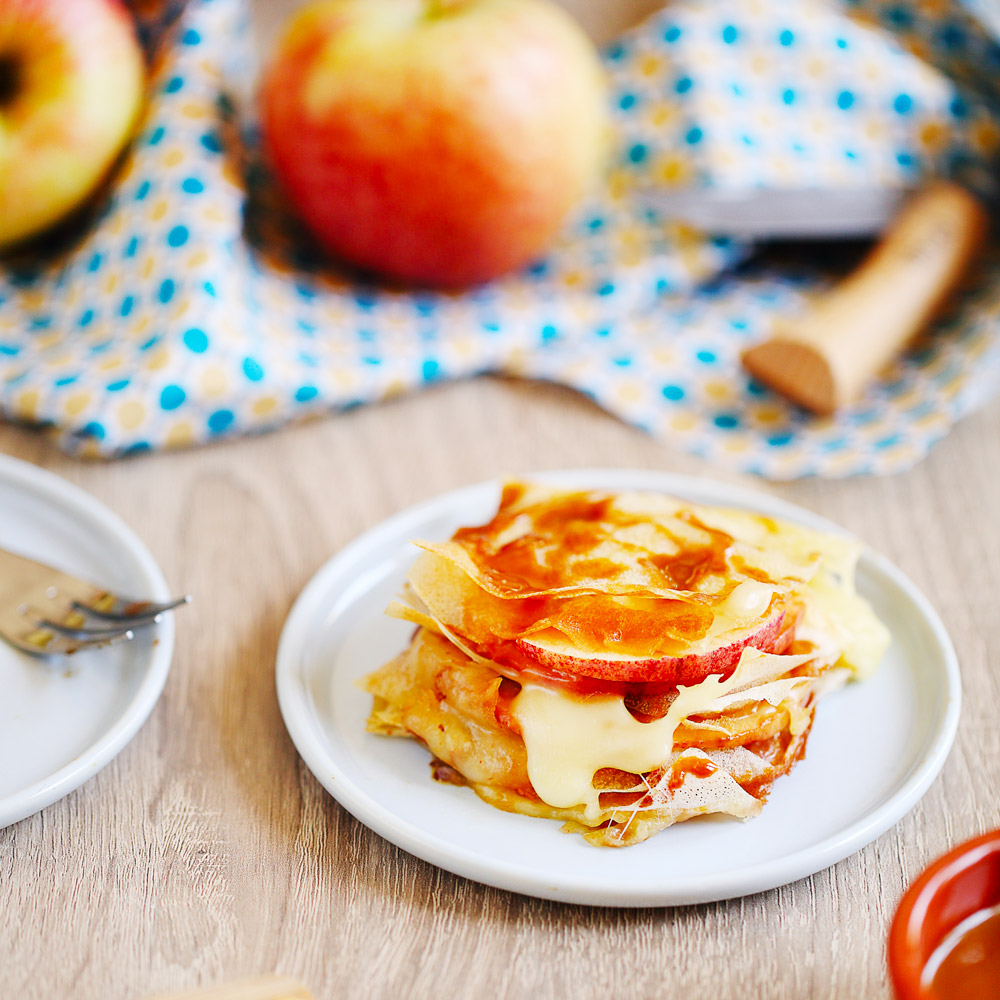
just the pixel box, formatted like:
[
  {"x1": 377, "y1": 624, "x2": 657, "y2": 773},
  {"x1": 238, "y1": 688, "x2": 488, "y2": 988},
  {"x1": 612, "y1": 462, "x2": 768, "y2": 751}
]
[
  {"x1": 0, "y1": 0, "x2": 144, "y2": 251},
  {"x1": 260, "y1": 0, "x2": 608, "y2": 288}
]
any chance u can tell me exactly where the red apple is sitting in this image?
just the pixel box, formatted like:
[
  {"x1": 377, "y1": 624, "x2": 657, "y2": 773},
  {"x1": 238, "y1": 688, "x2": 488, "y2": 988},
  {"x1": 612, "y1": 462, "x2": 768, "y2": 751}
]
[
  {"x1": 259, "y1": 0, "x2": 608, "y2": 287},
  {"x1": 0, "y1": 0, "x2": 144, "y2": 250}
]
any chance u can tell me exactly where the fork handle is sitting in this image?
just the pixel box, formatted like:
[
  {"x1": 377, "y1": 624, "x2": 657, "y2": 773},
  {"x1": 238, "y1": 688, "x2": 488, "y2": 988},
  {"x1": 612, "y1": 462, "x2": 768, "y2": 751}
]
[{"x1": 140, "y1": 975, "x2": 313, "y2": 1000}]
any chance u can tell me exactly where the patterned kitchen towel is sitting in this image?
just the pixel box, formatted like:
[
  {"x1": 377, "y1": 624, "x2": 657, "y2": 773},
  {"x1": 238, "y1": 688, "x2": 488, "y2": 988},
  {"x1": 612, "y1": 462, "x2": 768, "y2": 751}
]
[{"x1": 0, "y1": 0, "x2": 997, "y2": 479}]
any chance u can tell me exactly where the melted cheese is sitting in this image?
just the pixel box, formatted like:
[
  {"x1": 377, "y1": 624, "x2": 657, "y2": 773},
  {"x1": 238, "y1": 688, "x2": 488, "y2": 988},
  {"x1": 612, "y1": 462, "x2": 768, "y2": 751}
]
[{"x1": 511, "y1": 647, "x2": 814, "y2": 820}]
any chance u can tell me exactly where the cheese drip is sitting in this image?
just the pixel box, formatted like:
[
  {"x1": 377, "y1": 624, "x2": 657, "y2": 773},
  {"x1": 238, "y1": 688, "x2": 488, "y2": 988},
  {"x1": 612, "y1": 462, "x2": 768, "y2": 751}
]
[{"x1": 511, "y1": 648, "x2": 814, "y2": 821}]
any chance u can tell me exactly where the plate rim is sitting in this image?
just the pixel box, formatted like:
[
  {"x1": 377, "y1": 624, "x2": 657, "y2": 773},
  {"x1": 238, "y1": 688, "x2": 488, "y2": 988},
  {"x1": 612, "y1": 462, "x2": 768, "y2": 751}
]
[
  {"x1": 276, "y1": 468, "x2": 962, "y2": 906},
  {"x1": 0, "y1": 453, "x2": 175, "y2": 828}
]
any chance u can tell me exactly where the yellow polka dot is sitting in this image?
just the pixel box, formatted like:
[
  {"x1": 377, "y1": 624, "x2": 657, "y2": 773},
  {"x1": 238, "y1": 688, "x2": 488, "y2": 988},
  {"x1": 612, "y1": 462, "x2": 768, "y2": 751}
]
[
  {"x1": 162, "y1": 148, "x2": 184, "y2": 168},
  {"x1": 150, "y1": 199, "x2": 169, "y2": 222},
  {"x1": 141, "y1": 255, "x2": 156, "y2": 280},
  {"x1": 98, "y1": 357, "x2": 124, "y2": 372},
  {"x1": 202, "y1": 205, "x2": 225, "y2": 223},
  {"x1": 648, "y1": 102, "x2": 677, "y2": 129},
  {"x1": 705, "y1": 381, "x2": 731, "y2": 402},
  {"x1": 202, "y1": 367, "x2": 228, "y2": 396},
  {"x1": 145, "y1": 348, "x2": 171, "y2": 372},
  {"x1": 751, "y1": 405, "x2": 784, "y2": 425},
  {"x1": 131, "y1": 315, "x2": 152, "y2": 336},
  {"x1": 180, "y1": 101, "x2": 209, "y2": 120},
  {"x1": 15, "y1": 390, "x2": 39, "y2": 420},
  {"x1": 382, "y1": 379, "x2": 407, "y2": 400},
  {"x1": 670, "y1": 413, "x2": 696, "y2": 432},
  {"x1": 918, "y1": 121, "x2": 947, "y2": 151},
  {"x1": 617, "y1": 383, "x2": 641, "y2": 404},
  {"x1": 166, "y1": 421, "x2": 195, "y2": 448},
  {"x1": 973, "y1": 120, "x2": 1000, "y2": 153},
  {"x1": 252, "y1": 396, "x2": 279, "y2": 418},
  {"x1": 187, "y1": 249, "x2": 209, "y2": 268},
  {"x1": 723, "y1": 438, "x2": 748, "y2": 453},
  {"x1": 638, "y1": 54, "x2": 663, "y2": 77},
  {"x1": 104, "y1": 272, "x2": 119, "y2": 295},
  {"x1": 65, "y1": 392, "x2": 92, "y2": 417},
  {"x1": 119, "y1": 400, "x2": 145, "y2": 429},
  {"x1": 561, "y1": 270, "x2": 583, "y2": 289}
]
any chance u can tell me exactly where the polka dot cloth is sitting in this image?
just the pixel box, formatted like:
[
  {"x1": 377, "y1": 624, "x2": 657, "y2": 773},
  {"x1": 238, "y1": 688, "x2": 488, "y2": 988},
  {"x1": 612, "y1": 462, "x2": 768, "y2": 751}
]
[{"x1": 0, "y1": 0, "x2": 998, "y2": 479}]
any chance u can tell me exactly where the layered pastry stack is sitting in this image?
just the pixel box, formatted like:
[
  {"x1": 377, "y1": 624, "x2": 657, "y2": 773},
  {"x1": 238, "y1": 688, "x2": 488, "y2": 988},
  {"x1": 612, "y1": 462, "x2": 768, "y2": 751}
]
[{"x1": 364, "y1": 482, "x2": 889, "y2": 847}]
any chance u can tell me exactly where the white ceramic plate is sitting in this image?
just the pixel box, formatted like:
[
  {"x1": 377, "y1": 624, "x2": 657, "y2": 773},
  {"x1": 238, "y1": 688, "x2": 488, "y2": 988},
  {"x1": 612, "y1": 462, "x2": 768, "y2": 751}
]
[
  {"x1": 276, "y1": 469, "x2": 961, "y2": 906},
  {"x1": 0, "y1": 454, "x2": 174, "y2": 828}
]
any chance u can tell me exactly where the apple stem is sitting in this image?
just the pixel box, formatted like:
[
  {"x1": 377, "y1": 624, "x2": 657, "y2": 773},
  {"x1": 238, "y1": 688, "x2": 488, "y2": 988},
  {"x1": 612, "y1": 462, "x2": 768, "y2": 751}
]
[{"x1": 0, "y1": 55, "x2": 21, "y2": 107}]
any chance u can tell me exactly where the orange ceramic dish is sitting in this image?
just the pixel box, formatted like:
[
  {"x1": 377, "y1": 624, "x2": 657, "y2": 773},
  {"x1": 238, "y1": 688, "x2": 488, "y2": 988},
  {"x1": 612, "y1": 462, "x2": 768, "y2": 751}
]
[{"x1": 889, "y1": 829, "x2": 1000, "y2": 999}]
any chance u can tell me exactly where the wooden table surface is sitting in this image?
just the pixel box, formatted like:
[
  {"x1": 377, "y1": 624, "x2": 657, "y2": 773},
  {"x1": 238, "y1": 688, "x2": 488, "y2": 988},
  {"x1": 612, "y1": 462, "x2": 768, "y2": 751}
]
[{"x1": 1, "y1": 375, "x2": 998, "y2": 1000}]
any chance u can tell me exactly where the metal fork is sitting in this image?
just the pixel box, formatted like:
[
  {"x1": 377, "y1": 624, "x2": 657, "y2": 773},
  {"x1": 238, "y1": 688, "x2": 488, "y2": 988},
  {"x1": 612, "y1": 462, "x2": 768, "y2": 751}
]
[{"x1": 0, "y1": 546, "x2": 189, "y2": 656}]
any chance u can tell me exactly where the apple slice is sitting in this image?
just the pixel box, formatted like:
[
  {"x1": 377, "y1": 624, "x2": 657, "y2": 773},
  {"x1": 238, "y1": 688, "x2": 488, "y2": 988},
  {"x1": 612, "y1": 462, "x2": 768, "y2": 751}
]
[{"x1": 504, "y1": 609, "x2": 786, "y2": 686}]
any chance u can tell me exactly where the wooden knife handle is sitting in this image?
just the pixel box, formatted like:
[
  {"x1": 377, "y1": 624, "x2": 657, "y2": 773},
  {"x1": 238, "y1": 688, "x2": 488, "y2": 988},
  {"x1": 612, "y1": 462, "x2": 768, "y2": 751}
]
[
  {"x1": 140, "y1": 975, "x2": 313, "y2": 1000},
  {"x1": 742, "y1": 182, "x2": 989, "y2": 414}
]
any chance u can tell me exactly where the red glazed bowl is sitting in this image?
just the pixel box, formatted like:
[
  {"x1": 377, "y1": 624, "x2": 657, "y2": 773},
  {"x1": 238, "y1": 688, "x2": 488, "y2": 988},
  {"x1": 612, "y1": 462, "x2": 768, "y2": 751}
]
[{"x1": 888, "y1": 829, "x2": 1000, "y2": 999}]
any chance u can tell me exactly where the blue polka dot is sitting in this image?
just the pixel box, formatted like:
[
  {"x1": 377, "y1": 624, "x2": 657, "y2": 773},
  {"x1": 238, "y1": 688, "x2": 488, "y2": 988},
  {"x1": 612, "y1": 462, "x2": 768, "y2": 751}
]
[
  {"x1": 54, "y1": 375, "x2": 77, "y2": 386},
  {"x1": 119, "y1": 295, "x2": 134, "y2": 317},
  {"x1": 160, "y1": 385, "x2": 186, "y2": 410},
  {"x1": 618, "y1": 93, "x2": 637, "y2": 110},
  {"x1": 685, "y1": 126, "x2": 703, "y2": 145},
  {"x1": 81, "y1": 421, "x2": 105, "y2": 440},
  {"x1": 605, "y1": 41, "x2": 626, "y2": 61},
  {"x1": 0, "y1": 343, "x2": 20, "y2": 356},
  {"x1": 876, "y1": 433, "x2": 901, "y2": 449},
  {"x1": 597, "y1": 283, "x2": 615, "y2": 296},
  {"x1": 158, "y1": 279, "x2": 175, "y2": 304},
  {"x1": 767, "y1": 432, "x2": 794, "y2": 447},
  {"x1": 837, "y1": 90, "x2": 855, "y2": 110},
  {"x1": 950, "y1": 95, "x2": 968, "y2": 119},
  {"x1": 627, "y1": 143, "x2": 648, "y2": 164},
  {"x1": 164, "y1": 76, "x2": 184, "y2": 94},
  {"x1": 125, "y1": 236, "x2": 140, "y2": 258},
  {"x1": 885, "y1": 5, "x2": 913, "y2": 28},
  {"x1": 742, "y1": 134, "x2": 755, "y2": 146},
  {"x1": 203, "y1": 281, "x2": 217, "y2": 297},
  {"x1": 147, "y1": 127, "x2": 165, "y2": 147},
  {"x1": 167, "y1": 225, "x2": 189, "y2": 248},
  {"x1": 295, "y1": 385, "x2": 319, "y2": 403},
  {"x1": 481, "y1": 320, "x2": 500, "y2": 332},
  {"x1": 362, "y1": 356, "x2": 381, "y2": 365},
  {"x1": 242, "y1": 357, "x2": 264, "y2": 382},
  {"x1": 87, "y1": 253, "x2": 103, "y2": 272},
  {"x1": 181, "y1": 177, "x2": 204, "y2": 194},
  {"x1": 106, "y1": 378, "x2": 130, "y2": 392},
  {"x1": 893, "y1": 93, "x2": 913, "y2": 114},
  {"x1": 30, "y1": 316, "x2": 51, "y2": 330},
  {"x1": 779, "y1": 29, "x2": 794, "y2": 45},
  {"x1": 612, "y1": 356, "x2": 631, "y2": 367},
  {"x1": 586, "y1": 216, "x2": 605, "y2": 232},
  {"x1": 714, "y1": 413, "x2": 740, "y2": 429},
  {"x1": 696, "y1": 350, "x2": 717, "y2": 363},
  {"x1": 674, "y1": 75, "x2": 693, "y2": 94},
  {"x1": 200, "y1": 131, "x2": 222, "y2": 154},
  {"x1": 844, "y1": 149, "x2": 858, "y2": 161},
  {"x1": 835, "y1": 37, "x2": 849, "y2": 49},
  {"x1": 541, "y1": 324, "x2": 558, "y2": 342},
  {"x1": 896, "y1": 151, "x2": 914, "y2": 167},
  {"x1": 208, "y1": 409, "x2": 234, "y2": 433},
  {"x1": 123, "y1": 441, "x2": 151, "y2": 457},
  {"x1": 661, "y1": 385, "x2": 685, "y2": 401},
  {"x1": 182, "y1": 28, "x2": 201, "y2": 45},
  {"x1": 782, "y1": 88, "x2": 796, "y2": 105},
  {"x1": 78, "y1": 309, "x2": 94, "y2": 328},
  {"x1": 183, "y1": 327, "x2": 209, "y2": 353},
  {"x1": 135, "y1": 180, "x2": 151, "y2": 200},
  {"x1": 746, "y1": 378, "x2": 767, "y2": 397},
  {"x1": 140, "y1": 335, "x2": 160, "y2": 352},
  {"x1": 594, "y1": 327, "x2": 611, "y2": 338},
  {"x1": 663, "y1": 25, "x2": 682, "y2": 43},
  {"x1": 722, "y1": 25, "x2": 739, "y2": 44},
  {"x1": 421, "y1": 359, "x2": 440, "y2": 381}
]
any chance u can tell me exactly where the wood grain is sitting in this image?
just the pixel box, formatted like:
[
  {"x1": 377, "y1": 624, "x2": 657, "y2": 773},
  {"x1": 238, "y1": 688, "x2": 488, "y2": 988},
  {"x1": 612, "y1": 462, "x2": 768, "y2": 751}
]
[{"x1": 0, "y1": 377, "x2": 997, "y2": 1000}]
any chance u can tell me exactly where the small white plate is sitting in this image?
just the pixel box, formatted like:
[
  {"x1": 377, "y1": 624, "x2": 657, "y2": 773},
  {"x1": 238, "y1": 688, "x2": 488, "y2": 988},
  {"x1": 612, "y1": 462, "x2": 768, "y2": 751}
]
[
  {"x1": 276, "y1": 470, "x2": 961, "y2": 906},
  {"x1": 0, "y1": 454, "x2": 174, "y2": 828}
]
